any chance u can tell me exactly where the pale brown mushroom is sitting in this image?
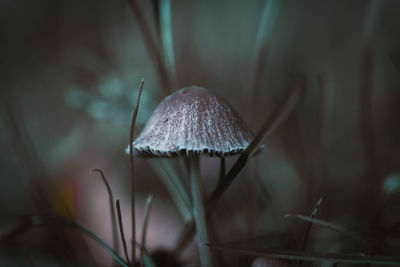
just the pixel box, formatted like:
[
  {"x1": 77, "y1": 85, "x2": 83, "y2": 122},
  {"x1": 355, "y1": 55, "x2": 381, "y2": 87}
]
[
  {"x1": 129, "y1": 86, "x2": 253, "y2": 267},
  {"x1": 131, "y1": 86, "x2": 253, "y2": 157}
]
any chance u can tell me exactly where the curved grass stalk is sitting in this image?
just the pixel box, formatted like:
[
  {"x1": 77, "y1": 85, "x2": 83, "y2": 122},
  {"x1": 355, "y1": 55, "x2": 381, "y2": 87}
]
[
  {"x1": 116, "y1": 200, "x2": 131, "y2": 265},
  {"x1": 92, "y1": 169, "x2": 119, "y2": 256}
]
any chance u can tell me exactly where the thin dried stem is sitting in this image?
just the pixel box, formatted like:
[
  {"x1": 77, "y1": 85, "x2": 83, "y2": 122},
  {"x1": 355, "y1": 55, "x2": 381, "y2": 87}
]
[
  {"x1": 116, "y1": 200, "x2": 131, "y2": 266},
  {"x1": 92, "y1": 169, "x2": 119, "y2": 259},
  {"x1": 129, "y1": 79, "x2": 144, "y2": 266},
  {"x1": 298, "y1": 194, "x2": 325, "y2": 267}
]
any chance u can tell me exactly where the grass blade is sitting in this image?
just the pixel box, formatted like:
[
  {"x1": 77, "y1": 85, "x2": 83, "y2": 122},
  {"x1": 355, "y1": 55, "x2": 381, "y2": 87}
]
[
  {"x1": 302, "y1": 195, "x2": 325, "y2": 247},
  {"x1": 207, "y1": 243, "x2": 400, "y2": 266},
  {"x1": 139, "y1": 195, "x2": 156, "y2": 267},
  {"x1": 129, "y1": 78, "x2": 145, "y2": 266},
  {"x1": 116, "y1": 200, "x2": 131, "y2": 265},
  {"x1": 285, "y1": 214, "x2": 370, "y2": 246},
  {"x1": 298, "y1": 194, "x2": 325, "y2": 267},
  {"x1": 92, "y1": 169, "x2": 119, "y2": 256},
  {"x1": 141, "y1": 195, "x2": 154, "y2": 253}
]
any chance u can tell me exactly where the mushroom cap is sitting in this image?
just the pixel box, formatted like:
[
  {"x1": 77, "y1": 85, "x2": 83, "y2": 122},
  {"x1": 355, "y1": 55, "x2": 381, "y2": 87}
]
[{"x1": 131, "y1": 86, "x2": 253, "y2": 157}]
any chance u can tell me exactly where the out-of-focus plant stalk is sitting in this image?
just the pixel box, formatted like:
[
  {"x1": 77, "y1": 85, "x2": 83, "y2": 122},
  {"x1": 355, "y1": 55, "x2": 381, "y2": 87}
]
[
  {"x1": 127, "y1": 0, "x2": 171, "y2": 96},
  {"x1": 159, "y1": 0, "x2": 177, "y2": 87},
  {"x1": 246, "y1": 0, "x2": 281, "y2": 238},
  {"x1": 247, "y1": 0, "x2": 280, "y2": 125},
  {"x1": 358, "y1": 0, "x2": 384, "y2": 210}
]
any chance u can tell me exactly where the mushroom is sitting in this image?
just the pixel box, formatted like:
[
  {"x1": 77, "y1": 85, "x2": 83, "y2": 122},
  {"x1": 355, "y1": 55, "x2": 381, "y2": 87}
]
[
  {"x1": 130, "y1": 86, "x2": 253, "y2": 266},
  {"x1": 132, "y1": 86, "x2": 253, "y2": 157}
]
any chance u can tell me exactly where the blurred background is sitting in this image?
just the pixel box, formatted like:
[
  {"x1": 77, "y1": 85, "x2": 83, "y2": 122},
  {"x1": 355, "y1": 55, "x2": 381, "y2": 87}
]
[{"x1": 1, "y1": 0, "x2": 400, "y2": 266}]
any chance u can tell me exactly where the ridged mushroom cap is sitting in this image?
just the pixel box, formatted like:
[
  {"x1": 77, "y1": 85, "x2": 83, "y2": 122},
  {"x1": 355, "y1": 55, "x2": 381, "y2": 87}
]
[{"x1": 131, "y1": 86, "x2": 253, "y2": 157}]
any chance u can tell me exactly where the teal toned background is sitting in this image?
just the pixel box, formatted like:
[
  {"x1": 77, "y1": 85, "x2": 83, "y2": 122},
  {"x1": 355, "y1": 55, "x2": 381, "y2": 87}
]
[{"x1": 1, "y1": 0, "x2": 400, "y2": 266}]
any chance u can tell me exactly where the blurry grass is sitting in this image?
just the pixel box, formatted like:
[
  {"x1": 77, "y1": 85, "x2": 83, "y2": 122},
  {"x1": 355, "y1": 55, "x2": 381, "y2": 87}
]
[
  {"x1": 0, "y1": 215, "x2": 129, "y2": 267},
  {"x1": 150, "y1": 159, "x2": 192, "y2": 222},
  {"x1": 248, "y1": 0, "x2": 280, "y2": 122},
  {"x1": 141, "y1": 253, "x2": 157, "y2": 267},
  {"x1": 159, "y1": 0, "x2": 177, "y2": 87},
  {"x1": 127, "y1": 0, "x2": 171, "y2": 95},
  {"x1": 207, "y1": 243, "x2": 400, "y2": 266},
  {"x1": 285, "y1": 214, "x2": 371, "y2": 246},
  {"x1": 358, "y1": 0, "x2": 385, "y2": 215},
  {"x1": 138, "y1": 195, "x2": 157, "y2": 267},
  {"x1": 141, "y1": 195, "x2": 154, "y2": 255}
]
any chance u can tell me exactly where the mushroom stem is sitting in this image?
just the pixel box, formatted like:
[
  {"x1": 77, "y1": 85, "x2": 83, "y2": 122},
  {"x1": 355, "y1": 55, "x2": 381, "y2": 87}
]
[
  {"x1": 189, "y1": 154, "x2": 214, "y2": 267},
  {"x1": 217, "y1": 157, "x2": 226, "y2": 187}
]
